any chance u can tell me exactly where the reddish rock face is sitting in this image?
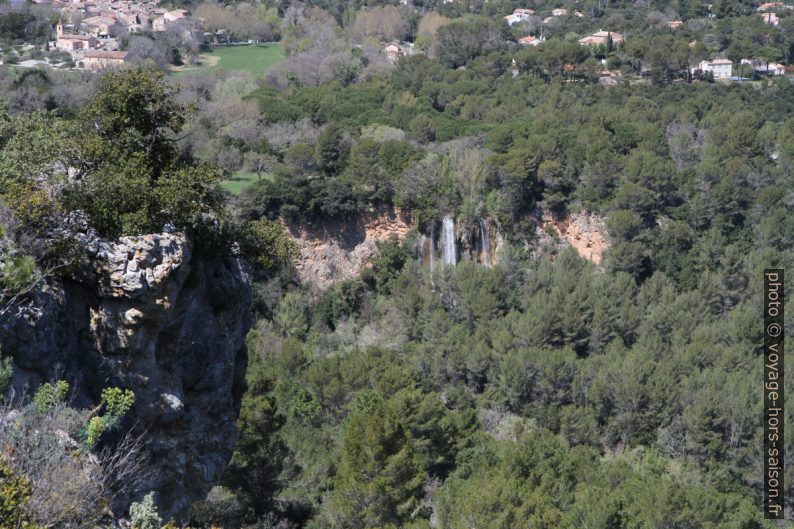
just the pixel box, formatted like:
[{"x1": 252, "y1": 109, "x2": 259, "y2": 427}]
[
  {"x1": 539, "y1": 212, "x2": 608, "y2": 264},
  {"x1": 288, "y1": 209, "x2": 412, "y2": 291}
]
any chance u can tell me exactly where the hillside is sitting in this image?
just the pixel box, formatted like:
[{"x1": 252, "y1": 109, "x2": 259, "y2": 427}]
[{"x1": 0, "y1": 0, "x2": 793, "y2": 527}]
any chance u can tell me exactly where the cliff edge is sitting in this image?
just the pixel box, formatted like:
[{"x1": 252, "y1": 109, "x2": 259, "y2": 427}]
[{"x1": 0, "y1": 219, "x2": 252, "y2": 520}]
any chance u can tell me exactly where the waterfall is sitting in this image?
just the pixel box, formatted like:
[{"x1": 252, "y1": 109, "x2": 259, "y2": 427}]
[
  {"x1": 428, "y1": 224, "x2": 436, "y2": 273},
  {"x1": 479, "y1": 218, "x2": 490, "y2": 267},
  {"x1": 440, "y1": 216, "x2": 457, "y2": 266}
]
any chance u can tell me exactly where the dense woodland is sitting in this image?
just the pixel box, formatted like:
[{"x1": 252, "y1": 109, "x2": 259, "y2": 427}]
[{"x1": 1, "y1": 0, "x2": 794, "y2": 526}]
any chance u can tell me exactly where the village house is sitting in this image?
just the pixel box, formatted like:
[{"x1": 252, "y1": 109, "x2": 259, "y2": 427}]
[
  {"x1": 77, "y1": 49, "x2": 127, "y2": 70},
  {"x1": 116, "y1": 11, "x2": 145, "y2": 32},
  {"x1": 598, "y1": 70, "x2": 619, "y2": 85},
  {"x1": 81, "y1": 14, "x2": 117, "y2": 36},
  {"x1": 519, "y1": 35, "x2": 545, "y2": 46},
  {"x1": 578, "y1": 30, "x2": 624, "y2": 46},
  {"x1": 757, "y1": 2, "x2": 792, "y2": 10},
  {"x1": 692, "y1": 58, "x2": 732, "y2": 78},
  {"x1": 384, "y1": 41, "x2": 413, "y2": 64},
  {"x1": 667, "y1": 20, "x2": 683, "y2": 29},
  {"x1": 152, "y1": 9, "x2": 188, "y2": 31},
  {"x1": 741, "y1": 58, "x2": 786, "y2": 75},
  {"x1": 505, "y1": 8, "x2": 534, "y2": 25},
  {"x1": 551, "y1": 8, "x2": 568, "y2": 16},
  {"x1": 760, "y1": 12, "x2": 780, "y2": 24},
  {"x1": 55, "y1": 18, "x2": 98, "y2": 50}
]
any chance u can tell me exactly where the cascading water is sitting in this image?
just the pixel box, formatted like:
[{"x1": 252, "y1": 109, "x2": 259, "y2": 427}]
[
  {"x1": 479, "y1": 218, "x2": 490, "y2": 267},
  {"x1": 441, "y1": 216, "x2": 457, "y2": 266},
  {"x1": 428, "y1": 224, "x2": 436, "y2": 272}
]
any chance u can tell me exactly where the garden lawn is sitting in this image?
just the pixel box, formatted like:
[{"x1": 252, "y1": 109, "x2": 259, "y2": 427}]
[
  {"x1": 174, "y1": 44, "x2": 284, "y2": 77},
  {"x1": 220, "y1": 172, "x2": 270, "y2": 195}
]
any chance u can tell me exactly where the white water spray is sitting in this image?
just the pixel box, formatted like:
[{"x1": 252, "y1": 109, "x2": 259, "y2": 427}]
[
  {"x1": 428, "y1": 224, "x2": 436, "y2": 273},
  {"x1": 479, "y1": 218, "x2": 490, "y2": 267},
  {"x1": 441, "y1": 216, "x2": 457, "y2": 266}
]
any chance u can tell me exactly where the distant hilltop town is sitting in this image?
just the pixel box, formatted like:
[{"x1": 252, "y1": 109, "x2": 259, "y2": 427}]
[
  {"x1": 1, "y1": 0, "x2": 211, "y2": 71},
  {"x1": 47, "y1": 0, "x2": 199, "y2": 70}
]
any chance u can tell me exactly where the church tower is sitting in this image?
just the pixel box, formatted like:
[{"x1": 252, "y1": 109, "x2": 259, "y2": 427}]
[{"x1": 56, "y1": 17, "x2": 64, "y2": 37}]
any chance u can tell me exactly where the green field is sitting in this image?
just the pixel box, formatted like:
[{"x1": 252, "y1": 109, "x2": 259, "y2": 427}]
[
  {"x1": 220, "y1": 171, "x2": 270, "y2": 195},
  {"x1": 174, "y1": 44, "x2": 284, "y2": 77}
]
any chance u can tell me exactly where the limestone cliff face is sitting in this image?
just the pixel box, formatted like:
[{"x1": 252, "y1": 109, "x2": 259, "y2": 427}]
[
  {"x1": 536, "y1": 211, "x2": 608, "y2": 264},
  {"x1": 288, "y1": 209, "x2": 412, "y2": 290},
  {"x1": 1, "y1": 221, "x2": 252, "y2": 520}
]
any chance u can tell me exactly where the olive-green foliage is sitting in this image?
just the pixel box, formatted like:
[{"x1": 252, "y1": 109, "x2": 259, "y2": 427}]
[
  {"x1": 436, "y1": 433, "x2": 765, "y2": 529},
  {"x1": 101, "y1": 387, "x2": 135, "y2": 418},
  {"x1": 312, "y1": 278, "x2": 368, "y2": 330},
  {"x1": 84, "y1": 387, "x2": 136, "y2": 448},
  {"x1": 0, "y1": 223, "x2": 39, "y2": 303},
  {"x1": 0, "y1": 458, "x2": 40, "y2": 529},
  {"x1": 7, "y1": 17, "x2": 794, "y2": 529},
  {"x1": 329, "y1": 396, "x2": 426, "y2": 528},
  {"x1": 32, "y1": 380, "x2": 68, "y2": 414},
  {"x1": 368, "y1": 235, "x2": 411, "y2": 294},
  {"x1": 84, "y1": 416, "x2": 106, "y2": 449},
  {"x1": 0, "y1": 68, "x2": 225, "y2": 241},
  {"x1": 0, "y1": 357, "x2": 11, "y2": 402},
  {"x1": 223, "y1": 327, "x2": 288, "y2": 519},
  {"x1": 241, "y1": 219, "x2": 299, "y2": 271}
]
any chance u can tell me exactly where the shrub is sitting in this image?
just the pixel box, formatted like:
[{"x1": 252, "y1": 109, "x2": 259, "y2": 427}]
[
  {"x1": 0, "y1": 458, "x2": 40, "y2": 529},
  {"x1": 129, "y1": 492, "x2": 162, "y2": 529},
  {"x1": 0, "y1": 397, "x2": 148, "y2": 528},
  {"x1": 241, "y1": 219, "x2": 299, "y2": 271},
  {"x1": 85, "y1": 387, "x2": 135, "y2": 448},
  {"x1": 85, "y1": 416, "x2": 106, "y2": 449},
  {"x1": 101, "y1": 387, "x2": 135, "y2": 419},
  {"x1": 0, "y1": 357, "x2": 11, "y2": 402},
  {"x1": 32, "y1": 380, "x2": 68, "y2": 414}
]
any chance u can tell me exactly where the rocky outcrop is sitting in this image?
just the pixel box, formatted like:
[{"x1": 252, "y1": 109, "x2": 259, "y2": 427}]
[
  {"x1": 537, "y1": 211, "x2": 608, "y2": 264},
  {"x1": 1, "y1": 220, "x2": 251, "y2": 521},
  {"x1": 289, "y1": 209, "x2": 412, "y2": 290}
]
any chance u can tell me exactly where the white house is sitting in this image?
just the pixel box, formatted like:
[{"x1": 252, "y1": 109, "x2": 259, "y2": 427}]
[
  {"x1": 77, "y1": 49, "x2": 128, "y2": 70},
  {"x1": 152, "y1": 9, "x2": 188, "y2": 31},
  {"x1": 504, "y1": 8, "x2": 534, "y2": 25},
  {"x1": 578, "y1": 30, "x2": 624, "y2": 46},
  {"x1": 760, "y1": 12, "x2": 780, "y2": 25},
  {"x1": 741, "y1": 58, "x2": 786, "y2": 75},
  {"x1": 692, "y1": 59, "x2": 732, "y2": 78},
  {"x1": 505, "y1": 13, "x2": 528, "y2": 25},
  {"x1": 384, "y1": 41, "x2": 413, "y2": 63}
]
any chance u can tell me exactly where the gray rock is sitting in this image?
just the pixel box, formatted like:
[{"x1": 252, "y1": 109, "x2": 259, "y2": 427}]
[{"x1": 0, "y1": 227, "x2": 252, "y2": 521}]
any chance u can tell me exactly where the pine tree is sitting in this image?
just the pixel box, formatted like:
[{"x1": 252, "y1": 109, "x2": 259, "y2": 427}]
[{"x1": 329, "y1": 396, "x2": 426, "y2": 528}]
